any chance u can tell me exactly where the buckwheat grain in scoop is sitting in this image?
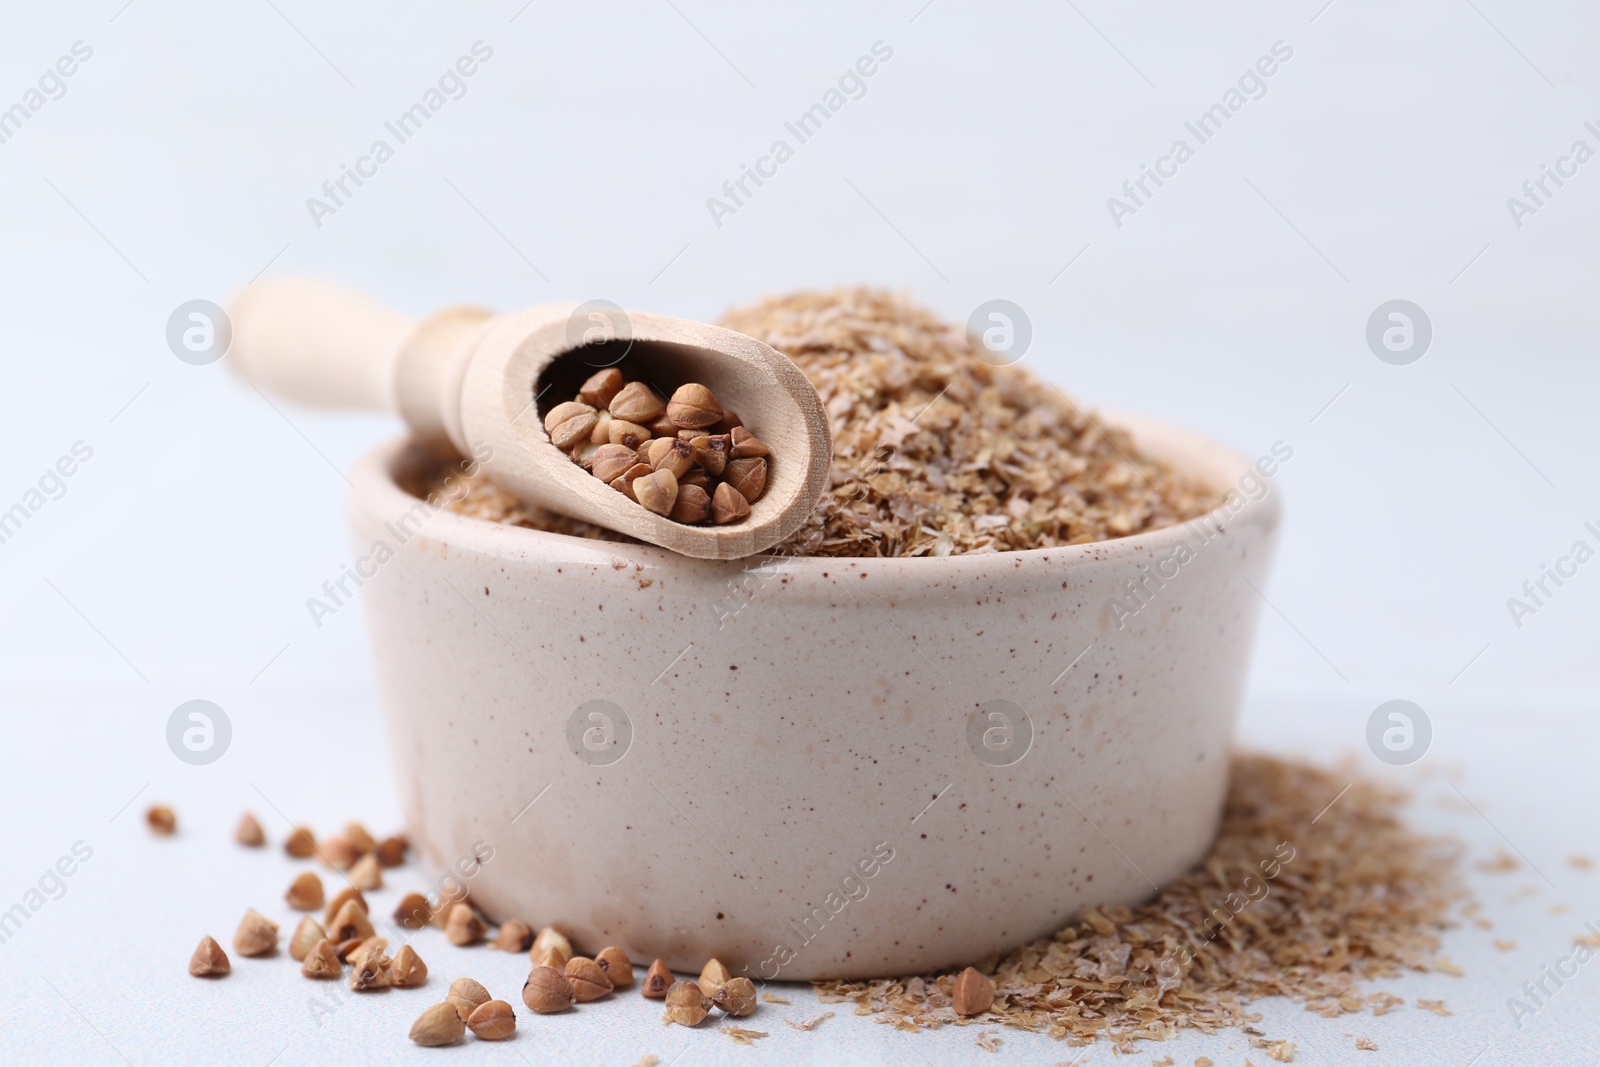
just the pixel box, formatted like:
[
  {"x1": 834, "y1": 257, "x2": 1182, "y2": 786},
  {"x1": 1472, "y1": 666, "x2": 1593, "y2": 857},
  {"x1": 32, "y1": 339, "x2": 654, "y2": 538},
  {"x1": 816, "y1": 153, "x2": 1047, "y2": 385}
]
[
  {"x1": 546, "y1": 373, "x2": 771, "y2": 527},
  {"x1": 667, "y1": 383, "x2": 723, "y2": 429},
  {"x1": 578, "y1": 367, "x2": 624, "y2": 409}
]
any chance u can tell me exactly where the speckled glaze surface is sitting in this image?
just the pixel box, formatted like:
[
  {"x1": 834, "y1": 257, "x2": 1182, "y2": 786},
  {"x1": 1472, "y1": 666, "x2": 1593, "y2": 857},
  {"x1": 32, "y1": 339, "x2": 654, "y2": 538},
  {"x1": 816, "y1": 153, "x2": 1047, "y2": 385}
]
[{"x1": 349, "y1": 413, "x2": 1282, "y2": 981}]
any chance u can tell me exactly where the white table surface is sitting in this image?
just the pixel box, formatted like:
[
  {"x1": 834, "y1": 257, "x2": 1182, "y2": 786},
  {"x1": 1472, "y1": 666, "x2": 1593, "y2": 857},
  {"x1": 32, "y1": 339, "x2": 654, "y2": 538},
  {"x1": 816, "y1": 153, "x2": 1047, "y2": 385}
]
[{"x1": 1, "y1": 683, "x2": 1592, "y2": 1067}]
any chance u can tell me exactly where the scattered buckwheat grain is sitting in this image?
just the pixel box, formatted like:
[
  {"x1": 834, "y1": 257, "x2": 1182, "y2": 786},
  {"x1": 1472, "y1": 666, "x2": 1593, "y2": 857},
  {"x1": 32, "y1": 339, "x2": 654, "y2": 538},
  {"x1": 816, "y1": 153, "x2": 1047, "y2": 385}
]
[
  {"x1": 445, "y1": 979, "x2": 488, "y2": 1021},
  {"x1": 232, "y1": 909, "x2": 278, "y2": 957},
  {"x1": 375, "y1": 835, "x2": 407, "y2": 867},
  {"x1": 288, "y1": 917, "x2": 326, "y2": 961},
  {"x1": 664, "y1": 980, "x2": 711, "y2": 1027},
  {"x1": 390, "y1": 945, "x2": 428, "y2": 988},
  {"x1": 285, "y1": 871, "x2": 324, "y2": 911},
  {"x1": 596, "y1": 946, "x2": 634, "y2": 988},
  {"x1": 530, "y1": 926, "x2": 573, "y2": 967},
  {"x1": 188, "y1": 935, "x2": 229, "y2": 977},
  {"x1": 348, "y1": 939, "x2": 392, "y2": 991},
  {"x1": 234, "y1": 812, "x2": 265, "y2": 847},
  {"x1": 951, "y1": 967, "x2": 994, "y2": 1016},
  {"x1": 445, "y1": 903, "x2": 487, "y2": 946},
  {"x1": 522, "y1": 965, "x2": 576, "y2": 1014},
  {"x1": 468, "y1": 1000, "x2": 517, "y2": 1040},
  {"x1": 697, "y1": 958, "x2": 732, "y2": 998},
  {"x1": 349, "y1": 852, "x2": 383, "y2": 891},
  {"x1": 344, "y1": 822, "x2": 375, "y2": 854},
  {"x1": 493, "y1": 919, "x2": 534, "y2": 953},
  {"x1": 328, "y1": 898, "x2": 374, "y2": 943},
  {"x1": 284, "y1": 826, "x2": 316, "y2": 858},
  {"x1": 565, "y1": 956, "x2": 614, "y2": 1001},
  {"x1": 320, "y1": 835, "x2": 359, "y2": 871},
  {"x1": 409, "y1": 1003, "x2": 465, "y2": 1047},
  {"x1": 324, "y1": 886, "x2": 366, "y2": 925},
  {"x1": 712, "y1": 976, "x2": 757, "y2": 1017},
  {"x1": 300, "y1": 939, "x2": 341, "y2": 979},
  {"x1": 642, "y1": 959, "x2": 672, "y2": 998},
  {"x1": 392, "y1": 891, "x2": 430, "y2": 930}
]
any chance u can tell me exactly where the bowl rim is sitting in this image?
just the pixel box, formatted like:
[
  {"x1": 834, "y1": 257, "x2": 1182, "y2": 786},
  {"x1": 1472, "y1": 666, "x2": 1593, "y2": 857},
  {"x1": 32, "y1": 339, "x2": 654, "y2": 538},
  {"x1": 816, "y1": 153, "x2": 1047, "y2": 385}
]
[{"x1": 350, "y1": 409, "x2": 1283, "y2": 574}]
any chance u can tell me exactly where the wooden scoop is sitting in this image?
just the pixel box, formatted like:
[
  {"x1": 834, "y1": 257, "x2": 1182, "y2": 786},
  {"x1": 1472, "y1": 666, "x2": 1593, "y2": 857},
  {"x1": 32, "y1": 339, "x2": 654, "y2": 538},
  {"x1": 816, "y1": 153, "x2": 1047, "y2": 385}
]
[{"x1": 228, "y1": 279, "x2": 832, "y2": 560}]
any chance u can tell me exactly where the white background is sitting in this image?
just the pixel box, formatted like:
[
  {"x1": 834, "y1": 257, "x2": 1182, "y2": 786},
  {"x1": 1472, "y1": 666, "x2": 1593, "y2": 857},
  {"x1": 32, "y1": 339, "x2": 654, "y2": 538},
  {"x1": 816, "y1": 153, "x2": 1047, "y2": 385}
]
[{"x1": 0, "y1": 1, "x2": 1595, "y2": 1064}]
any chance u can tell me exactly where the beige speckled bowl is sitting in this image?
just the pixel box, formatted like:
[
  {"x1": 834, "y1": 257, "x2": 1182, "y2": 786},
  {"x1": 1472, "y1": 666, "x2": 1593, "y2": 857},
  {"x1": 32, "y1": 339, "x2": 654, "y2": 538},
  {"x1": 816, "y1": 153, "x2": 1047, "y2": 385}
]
[{"x1": 350, "y1": 412, "x2": 1282, "y2": 981}]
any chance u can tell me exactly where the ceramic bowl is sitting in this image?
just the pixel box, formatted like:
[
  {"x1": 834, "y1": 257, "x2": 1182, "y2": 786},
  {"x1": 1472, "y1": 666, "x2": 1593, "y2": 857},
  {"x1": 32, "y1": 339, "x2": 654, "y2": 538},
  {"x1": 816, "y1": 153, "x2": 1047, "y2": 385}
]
[{"x1": 348, "y1": 412, "x2": 1282, "y2": 980}]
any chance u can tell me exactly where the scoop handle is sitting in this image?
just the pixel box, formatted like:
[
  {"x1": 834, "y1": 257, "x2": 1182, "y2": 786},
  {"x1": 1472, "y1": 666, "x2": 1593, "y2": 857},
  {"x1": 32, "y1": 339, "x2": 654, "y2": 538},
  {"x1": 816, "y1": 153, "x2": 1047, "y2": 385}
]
[
  {"x1": 229, "y1": 278, "x2": 418, "y2": 410},
  {"x1": 228, "y1": 278, "x2": 493, "y2": 448}
]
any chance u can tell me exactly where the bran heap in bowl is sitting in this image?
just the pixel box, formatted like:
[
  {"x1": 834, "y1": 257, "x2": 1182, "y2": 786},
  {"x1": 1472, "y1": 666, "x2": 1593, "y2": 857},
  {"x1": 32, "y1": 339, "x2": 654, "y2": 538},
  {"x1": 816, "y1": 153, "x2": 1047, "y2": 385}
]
[{"x1": 423, "y1": 288, "x2": 1217, "y2": 555}]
